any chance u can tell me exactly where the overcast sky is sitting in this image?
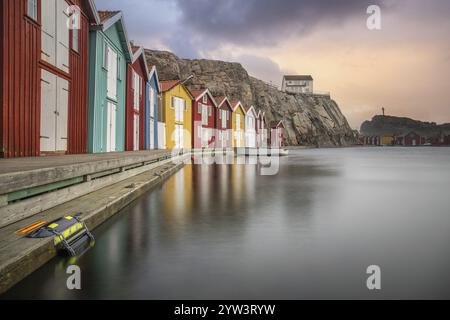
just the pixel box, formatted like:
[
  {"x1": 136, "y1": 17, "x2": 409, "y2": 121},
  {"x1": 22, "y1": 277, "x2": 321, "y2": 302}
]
[{"x1": 95, "y1": 0, "x2": 450, "y2": 129}]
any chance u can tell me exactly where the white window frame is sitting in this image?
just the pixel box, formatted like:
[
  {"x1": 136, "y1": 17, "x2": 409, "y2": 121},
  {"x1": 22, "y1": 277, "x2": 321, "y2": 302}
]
[
  {"x1": 103, "y1": 42, "x2": 109, "y2": 70},
  {"x1": 202, "y1": 95, "x2": 207, "y2": 104},
  {"x1": 201, "y1": 104, "x2": 208, "y2": 126},
  {"x1": 106, "y1": 46, "x2": 118, "y2": 100},
  {"x1": 222, "y1": 110, "x2": 226, "y2": 129},
  {"x1": 134, "y1": 114, "x2": 139, "y2": 151},
  {"x1": 72, "y1": 28, "x2": 79, "y2": 53},
  {"x1": 173, "y1": 97, "x2": 184, "y2": 122},
  {"x1": 27, "y1": 0, "x2": 38, "y2": 21},
  {"x1": 133, "y1": 71, "x2": 140, "y2": 110},
  {"x1": 149, "y1": 87, "x2": 155, "y2": 118},
  {"x1": 117, "y1": 56, "x2": 122, "y2": 80}
]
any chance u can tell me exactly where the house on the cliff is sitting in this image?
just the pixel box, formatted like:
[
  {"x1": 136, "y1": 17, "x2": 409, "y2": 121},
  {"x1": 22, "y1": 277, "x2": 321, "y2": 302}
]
[
  {"x1": 125, "y1": 45, "x2": 149, "y2": 151},
  {"x1": 270, "y1": 120, "x2": 285, "y2": 148},
  {"x1": 231, "y1": 101, "x2": 246, "y2": 148},
  {"x1": 160, "y1": 80, "x2": 193, "y2": 149},
  {"x1": 0, "y1": 0, "x2": 99, "y2": 158},
  {"x1": 88, "y1": 11, "x2": 132, "y2": 153},
  {"x1": 282, "y1": 75, "x2": 314, "y2": 94},
  {"x1": 214, "y1": 96, "x2": 233, "y2": 148},
  {"x1": 190, "y1": 89, "x2": 217, "y2": 148}
]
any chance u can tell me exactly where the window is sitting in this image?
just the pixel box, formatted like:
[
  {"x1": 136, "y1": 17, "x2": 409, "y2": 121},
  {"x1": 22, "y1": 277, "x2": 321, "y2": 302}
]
[
  {"x1": 103, "y1": 42, "x2": 109, "y2": 70},
  {"x1": 27, "y1": 0, "x2": 37, "y2": 21},
  {"x1": 72, "y1": 29, "x2": 79, "y2": 52},
  {"x1": 133, "y1": 72, "x2": 140, "y2": 110},
  {"x1": 149, "y1": 88, "x2": 155, "y2": 118},
  {"x1": 201, "y1": 105, "x2": 208, "y2": 126},
  {"x1": 198, "y1": 104, "x2": 202, "y2": 114},
  {"x1": 172, "y1": 97, "x2": 184, "y2": 122},
  {"x1": 222, "y1": 110, "x2": 227, "y2": 128},
  {"x1": 208, "y1": 106, "x2": 212, "y2": 117},
  {"x1": 202, "y1": 95, "x2": 207, "y2": 104},
  {"x1": 117, "y1": 56, "x2": 122, "y2": 80},
  {"x1": 106, "y1": 46, "x2": 118, "y2": 100},
  {"x1": 41, "y1": 0, "x2": 69, "y2": 72}
]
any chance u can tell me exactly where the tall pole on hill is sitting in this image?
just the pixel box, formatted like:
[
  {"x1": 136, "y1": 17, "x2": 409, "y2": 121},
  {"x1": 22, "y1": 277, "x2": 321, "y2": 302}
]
[{"x1": 382, "y1": 107, "x2": 385, "y2": 116}]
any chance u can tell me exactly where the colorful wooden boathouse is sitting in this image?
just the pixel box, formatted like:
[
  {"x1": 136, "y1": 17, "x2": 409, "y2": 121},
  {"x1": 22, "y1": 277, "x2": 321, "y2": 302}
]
[
  {"x1": 270, "y1": 120, "x2": 285, "y2": 148},
  {"x1": 256, "y1": 110, "x2": 267, "y2": 147},
  {"x1": 87, "y1": 10, "x2": 132, "y2": 153},
  {"x1": 245, "y1": 105, "x2": 257, "y2": 148},
  {"x1": 145, "y1": 65, "x2": 160, "y2": 150},
  {"x1": 214, "y1": 96, "x2": 233, "y2": 148},
  {"x1": 160, "y1": 80, "x2": 193, "y2": 149},
  {"x1": 0, "y1": 0, "x2": 99, "y2": 157},
  {"x1": 125, "y1": 45, "x2": 149, "y2": 151},
  {"x1": 190, "y1": 88, "x2": 217, "y2": 149},
  {"x1": 231, "y1": 101, "x2": 246, "y2": 148}
]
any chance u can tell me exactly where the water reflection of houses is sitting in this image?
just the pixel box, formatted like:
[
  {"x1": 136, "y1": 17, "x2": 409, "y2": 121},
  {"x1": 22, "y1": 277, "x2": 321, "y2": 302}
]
[{"x1": 162, "y1": 166, "x2": 194, "y2": 223}]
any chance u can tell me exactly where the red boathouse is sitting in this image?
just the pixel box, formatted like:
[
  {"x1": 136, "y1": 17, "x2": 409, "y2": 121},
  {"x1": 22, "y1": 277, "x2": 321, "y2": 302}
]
[
  {"x1": 256, "y1": 110, "x2": 267, "y2": 147},
  {"x1": 0, "y1": 0, "x2": 99, "y2": 158},
  {"x1": 270, "y1": 120, "x2": 285, "y2": 148},
  {"x1": 191, "y1": 88, "x2": 217, "y2": 148},
  {"x1": 214, "y1": 96, "x2": 233, "y2": 148},
  {"x1": 125, "y1": 45, "x2": 149, "y2": 151}
]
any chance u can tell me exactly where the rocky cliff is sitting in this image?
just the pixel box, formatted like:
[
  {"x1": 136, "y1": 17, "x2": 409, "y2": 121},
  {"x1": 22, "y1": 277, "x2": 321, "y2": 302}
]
[
  {"x1": 360, "y1": 115, "x2": 450, "y2": 137},
  {"x1": 145, "y1": 49, "x2": 357, "y2": 147}
]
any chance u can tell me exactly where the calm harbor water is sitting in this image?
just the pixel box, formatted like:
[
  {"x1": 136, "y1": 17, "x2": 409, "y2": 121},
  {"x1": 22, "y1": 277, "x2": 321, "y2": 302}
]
[{"x1": 3, "y1": 147, "x2": 450, "y2": 299}]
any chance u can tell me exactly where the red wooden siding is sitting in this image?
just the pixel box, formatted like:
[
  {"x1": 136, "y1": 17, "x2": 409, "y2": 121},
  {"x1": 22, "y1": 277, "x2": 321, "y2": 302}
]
[
  {"x1": 67, "y1": 10, "x2": 89, "y2": 154},
  {"x1": 1, "y1": 0, "x2": 41, "y2": 158},
  {"x1": 214, "y1": 98, "x2": 233, "y2": 148},
  {"x1": 0, "y1": 0, "x2": 91, "y2": 158},
  {"x1": 192, "y1": 92, "x2": 216, "y2": 148},
  {"x1": 125, "y1": 58, "x2": 146, "y2": 151}
]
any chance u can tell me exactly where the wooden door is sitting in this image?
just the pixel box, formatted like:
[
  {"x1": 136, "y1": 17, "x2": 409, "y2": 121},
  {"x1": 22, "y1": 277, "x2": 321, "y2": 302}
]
[
  {"x1": 106, "y1": 102, "x2": 117, "y2": 152},
  {"x1": 149, "y1": 87, "x2": 155, "y2": 149},
  {"x1": 40, "y1": 70, "x2": 57, "y2": 152},
  {"x1": 150, "y1": 119, "x2": 155, "y2": 149},
  {"x1": 134, "y1": 114, "x2": 139, "y2": 151},
  {"x1": 56, "y1": 77, "x2": 69, "y2": 151},
  {"x1": 175, "y1": 124, "x2": 183, "y2": 149},
  {"x1": 40, "y1": 70, "x2": 68, "y2": 152}
]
